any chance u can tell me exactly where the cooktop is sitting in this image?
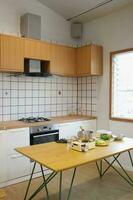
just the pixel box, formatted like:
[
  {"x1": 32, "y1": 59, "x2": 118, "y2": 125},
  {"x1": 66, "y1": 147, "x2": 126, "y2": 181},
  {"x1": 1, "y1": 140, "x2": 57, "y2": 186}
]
[{"x1": 18, "y1": 117, "x2": 51, "y2": 123}]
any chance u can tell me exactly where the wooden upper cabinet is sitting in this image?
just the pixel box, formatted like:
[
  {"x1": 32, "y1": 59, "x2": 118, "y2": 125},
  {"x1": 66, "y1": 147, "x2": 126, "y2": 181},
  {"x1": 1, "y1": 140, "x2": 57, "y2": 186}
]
[
  {"x1": 0, "y1": 34, "x2": 24, "y2": 72},
  {"x1": 76, "y1": 46, "x2": 91, "y2": 75},
  {"x1": 50, "y1": 44, "x2": 76, "y2": 76},
  {"x1": 24, "y1": 38, "x2": 51, "y2": 61},
  {"x1": 76, "y1": 44, "x2": 103, "y2": 76},
  {"x1": 0, "y1": 34, "x2": 103, "y2": 76}
]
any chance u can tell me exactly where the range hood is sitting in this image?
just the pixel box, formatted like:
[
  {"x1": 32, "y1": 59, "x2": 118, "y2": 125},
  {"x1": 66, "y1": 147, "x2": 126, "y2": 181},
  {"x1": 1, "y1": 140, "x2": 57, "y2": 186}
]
[
  {"x1": 24, "y1": 58, "x2": 51, "y2": 77},
  {"x1": 21, "y1": 13, "x2": 52, "y2": 77},
  {"x1": 20, "y1": 13, "x2": 41, "y2": 40}
]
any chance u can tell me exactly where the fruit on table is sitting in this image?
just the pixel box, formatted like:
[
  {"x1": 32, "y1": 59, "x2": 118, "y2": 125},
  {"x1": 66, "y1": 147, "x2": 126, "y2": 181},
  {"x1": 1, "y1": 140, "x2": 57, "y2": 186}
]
[
  {"x1": 95, "y1": 139, "x2": 109, "y2": 146},
  {"x1": 100, "y1": 133, "x2": 112, "y2": 140}
]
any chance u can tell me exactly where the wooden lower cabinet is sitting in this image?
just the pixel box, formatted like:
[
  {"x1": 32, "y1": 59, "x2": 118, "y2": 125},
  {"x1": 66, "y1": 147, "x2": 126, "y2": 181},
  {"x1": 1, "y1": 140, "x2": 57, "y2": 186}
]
[
  {"x1": 50, "y1": 44, "x2": 76, "y2": 76},
  {"x1": 0, "y1": 34, "x2": 24, "y2": 72}
]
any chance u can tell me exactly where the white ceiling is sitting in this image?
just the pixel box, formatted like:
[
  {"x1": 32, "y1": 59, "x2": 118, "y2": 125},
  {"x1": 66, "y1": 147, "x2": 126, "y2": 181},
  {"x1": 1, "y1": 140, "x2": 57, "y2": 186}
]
[{"x1": 38, "y1": 0, "x2": 133, "y2": 22}]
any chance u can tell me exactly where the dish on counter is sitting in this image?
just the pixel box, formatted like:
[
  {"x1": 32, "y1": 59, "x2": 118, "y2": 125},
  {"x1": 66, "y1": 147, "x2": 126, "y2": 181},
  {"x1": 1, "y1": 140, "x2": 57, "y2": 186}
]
[{"x1": 113, "y1": 134, "x2": 125, "y2": 141}]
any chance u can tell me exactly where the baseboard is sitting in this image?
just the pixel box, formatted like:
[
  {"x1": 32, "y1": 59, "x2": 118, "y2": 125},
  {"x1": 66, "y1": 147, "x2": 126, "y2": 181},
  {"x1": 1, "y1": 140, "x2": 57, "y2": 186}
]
[{"x1": 0, "y1": 169, "x2": 52, "y2": 189}]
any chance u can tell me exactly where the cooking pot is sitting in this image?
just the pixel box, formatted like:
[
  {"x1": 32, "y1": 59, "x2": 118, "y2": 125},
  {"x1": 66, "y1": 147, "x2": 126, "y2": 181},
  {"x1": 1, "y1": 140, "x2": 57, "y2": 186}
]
[{"x1": 77, "y1": 127, "x2": 93, "y2": 142}]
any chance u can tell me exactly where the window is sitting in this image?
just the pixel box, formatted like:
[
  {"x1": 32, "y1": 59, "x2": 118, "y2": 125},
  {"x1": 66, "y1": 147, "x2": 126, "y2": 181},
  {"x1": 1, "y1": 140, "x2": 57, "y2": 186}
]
[{"x1": 110, "y1": 49, "x2": 133, "y2": 122}]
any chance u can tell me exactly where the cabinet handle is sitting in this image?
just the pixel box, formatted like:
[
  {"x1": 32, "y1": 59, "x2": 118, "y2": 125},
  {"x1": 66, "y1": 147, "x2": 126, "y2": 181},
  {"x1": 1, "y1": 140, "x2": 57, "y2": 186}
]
[
  {"x1": 10, "y1": 154, "x2": 23, "y2": 159},
  {"x1": 33, "y1": 132, "x2": 59, "y2": 138},
  {"x1": 7, "y1": 128, "x2": 29, "y2": 133}
]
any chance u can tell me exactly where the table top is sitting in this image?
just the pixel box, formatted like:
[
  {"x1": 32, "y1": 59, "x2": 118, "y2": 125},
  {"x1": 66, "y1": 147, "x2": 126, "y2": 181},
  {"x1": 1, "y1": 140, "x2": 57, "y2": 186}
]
[{"x1": 16, "y1": 137, "x2": 133, "y2": 172}]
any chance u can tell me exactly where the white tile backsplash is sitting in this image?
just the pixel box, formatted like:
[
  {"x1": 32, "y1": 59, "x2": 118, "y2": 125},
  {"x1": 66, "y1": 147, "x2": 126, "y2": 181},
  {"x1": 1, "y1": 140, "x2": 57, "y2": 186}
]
[
  {"x1": 26, "y1": 98, "x2": 32, "y2": 105},
  {"x1": 51, "y1": 97, "x2": 56, "y2": 104},
  {"x1": 0, "y1": 106, "x2": 2, "y2": 115},
  {"x1": 77, "y1": 77, "x2": 97, "y2": 116},
  {"x1": 11, "y1": 82, "x2": 18, "y2": 89},
  {"x1": 18, "y1": 82, "x2": 25, "y2": 90},
  {"x1": 0, "y1": 73, "x2": 97, "y2": 121},
  {"x1": 11, "y1": 98, "x2": 18, "y2": 106},
  {"x1": 3, "y1": 98, "x2": 10, "y2": 106},
  {"x1": 19, "y1": 98, "x2": 25, "y2": 105},
  {"x1": 3, "y1": 106, "x2": 10, "y2": 115},
  {"x1": 3, "y1": 90, "x2": 10, "y2": 98},
  {"x1": 3, "y1": 82, "x2": 10, "y2": 89},
  {"x1": 11, "y1": 106, "x2": 18, "y2": 114}
]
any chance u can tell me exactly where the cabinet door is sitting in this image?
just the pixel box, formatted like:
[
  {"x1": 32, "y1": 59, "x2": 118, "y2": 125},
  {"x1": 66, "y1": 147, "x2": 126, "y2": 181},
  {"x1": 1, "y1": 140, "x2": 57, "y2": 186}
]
[
  {"x1": 76, "y1": 46, "x2": 91, "y2": 75},
  {"x1": 7, "y1": 128, "x2": 29, "y2": 155},
  {"x1": 59, "y1": 120, "x2": 96, "y2": 139},
  {"x1": 50, "y1": 44, "x2": 76, "y2": 76},
  {"x1": 6, "y1": 128, "x2": 30, "y2": 180},
  {"x1": 79, "y1": 120, "x2": 96, "y2": 132},
  {"x1": 91, "y1": 45, "x2": 103, "y2": 75},
  {"x1": 76, "y1": 45, "x2": 103, "y2": 76},
  {"x1": 59, "y1": 122, "x2": 78, "y2": 139},
  {"x1": 66, "y1": 47, "x2": 76, "y2": 75},
  {"x1": 7, "y1": 154, "x2": 30, "y2": 180},
  {"x1": 24, "y1": 38, "x2": 51, "y2": 60},
  {"x1": 0, "y1": 34, "x2": 24, "y2": 72},
  {"x1": 0, "y1": 131, "x2": 7, "y2": 183}
]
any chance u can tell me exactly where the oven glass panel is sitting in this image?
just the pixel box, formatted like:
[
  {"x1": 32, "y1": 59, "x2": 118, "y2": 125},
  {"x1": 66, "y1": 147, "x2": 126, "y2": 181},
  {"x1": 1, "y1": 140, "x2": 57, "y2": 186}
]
[{"x1": 30, "y1": 132, "x2": 59, "y2": 145}]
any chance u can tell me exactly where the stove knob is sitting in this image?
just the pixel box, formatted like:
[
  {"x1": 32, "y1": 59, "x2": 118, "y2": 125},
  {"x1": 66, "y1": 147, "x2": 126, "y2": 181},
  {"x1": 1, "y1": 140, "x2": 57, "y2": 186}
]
[
  {"x1": 43, "y1": 126, "x2": 47, "y2": 130},
  {"x1": 37, "y1": 128, "x2": 41, "y2": 132}
]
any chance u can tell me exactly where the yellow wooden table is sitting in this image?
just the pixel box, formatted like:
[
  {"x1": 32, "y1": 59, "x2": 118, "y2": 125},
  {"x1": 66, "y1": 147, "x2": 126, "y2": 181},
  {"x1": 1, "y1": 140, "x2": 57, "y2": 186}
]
[
  {"x1": 16, "y1": 137, "x2": 133, "y2": 200},
  {"x1": 0, "y1": 189, "x2": 6, "y2": 199}
]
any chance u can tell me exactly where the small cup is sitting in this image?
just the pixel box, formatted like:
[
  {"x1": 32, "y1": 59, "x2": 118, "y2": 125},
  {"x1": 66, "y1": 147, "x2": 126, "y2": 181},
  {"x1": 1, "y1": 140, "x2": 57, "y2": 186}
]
[
  {"x1": 67, "y1": 139, "x2": 72, "y2": 149},
  {"x1": 116, "y1": 134, "x2": 124, "y2": 141}
]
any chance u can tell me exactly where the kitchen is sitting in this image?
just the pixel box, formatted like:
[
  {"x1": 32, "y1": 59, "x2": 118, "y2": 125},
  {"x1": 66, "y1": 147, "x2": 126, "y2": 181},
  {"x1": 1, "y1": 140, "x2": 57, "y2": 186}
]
[{"x1": 0, "y1": 0, "x2": 133, "y2": 199}]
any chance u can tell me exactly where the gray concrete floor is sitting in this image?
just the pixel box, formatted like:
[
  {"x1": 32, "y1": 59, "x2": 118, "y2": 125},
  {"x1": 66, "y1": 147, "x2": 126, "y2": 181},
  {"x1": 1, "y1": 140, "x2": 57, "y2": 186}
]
[{"x1": 3, "y1": 163, "x2": 133, "y2": 200}]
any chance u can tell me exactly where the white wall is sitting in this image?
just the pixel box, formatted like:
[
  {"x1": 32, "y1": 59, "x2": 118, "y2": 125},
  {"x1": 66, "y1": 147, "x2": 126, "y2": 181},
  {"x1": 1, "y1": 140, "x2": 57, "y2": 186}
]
[
  {"x1": 83, "y1": 5, "x2": 133, "y2": 134},
  {"x1": 82, "y1": 5, "x2": 133, "y2": 171},
  {"x1": 0, "y1": 0, "x2": 75, "y2": 45}
]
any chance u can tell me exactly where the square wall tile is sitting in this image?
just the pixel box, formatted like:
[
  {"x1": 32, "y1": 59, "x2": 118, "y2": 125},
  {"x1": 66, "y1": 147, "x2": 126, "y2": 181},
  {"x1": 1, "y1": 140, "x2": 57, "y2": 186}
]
[
  {"x1": 3, "y1": 98, "x2": 10, "y2": 106},
  {"x1": 3, "y1": 106, "x2": 10, "y2": 115}
]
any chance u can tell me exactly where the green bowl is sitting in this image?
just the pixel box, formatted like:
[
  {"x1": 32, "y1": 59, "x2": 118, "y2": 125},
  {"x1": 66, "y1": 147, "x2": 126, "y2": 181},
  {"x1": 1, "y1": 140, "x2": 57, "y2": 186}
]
[{"x1": 100, "y1": 134, "x2": 112, "y2": 141}]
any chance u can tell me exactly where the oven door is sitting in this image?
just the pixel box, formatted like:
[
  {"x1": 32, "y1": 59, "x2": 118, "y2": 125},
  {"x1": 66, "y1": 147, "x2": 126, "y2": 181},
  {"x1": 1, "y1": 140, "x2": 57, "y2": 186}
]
[{"x1": 30, "y1": 130, "x2": 59, "y2": 145}]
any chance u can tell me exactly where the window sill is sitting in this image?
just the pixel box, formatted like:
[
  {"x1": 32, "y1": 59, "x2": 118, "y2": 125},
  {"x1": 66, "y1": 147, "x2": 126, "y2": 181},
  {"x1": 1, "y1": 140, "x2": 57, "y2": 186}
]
[{"x1": 110, "y1": 117, "x2": 133, "y2": 123}]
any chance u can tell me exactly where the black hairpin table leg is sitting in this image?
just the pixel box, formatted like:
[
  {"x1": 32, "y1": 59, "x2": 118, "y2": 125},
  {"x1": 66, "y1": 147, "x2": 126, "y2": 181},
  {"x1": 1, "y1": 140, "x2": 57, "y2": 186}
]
[
  {"x1": 58, "y1": 168, "x2": 77, "y2": 200},
  {"x1": 24, "y1": 162, "x2": 36, "y2": 200},
  {"x1": 128, "y1": 150, "x2": 133, "y2": 167},
  {"x1": 96, "y1": 152, "x2": 133, "y2": 187}
]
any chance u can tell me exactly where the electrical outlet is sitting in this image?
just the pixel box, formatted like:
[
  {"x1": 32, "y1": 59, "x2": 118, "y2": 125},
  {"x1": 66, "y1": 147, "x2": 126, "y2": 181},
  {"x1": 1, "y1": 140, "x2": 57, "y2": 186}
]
[
  {"x1": 3, "y1": 90, "x2": 10, "y2": 97},
  {"x1": 58, "y1": 90, "x2": 61, "y2": 95}
]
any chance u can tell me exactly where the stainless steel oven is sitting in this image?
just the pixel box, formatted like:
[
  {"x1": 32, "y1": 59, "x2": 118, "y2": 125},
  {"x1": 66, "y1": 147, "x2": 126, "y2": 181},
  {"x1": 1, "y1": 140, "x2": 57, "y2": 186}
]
[{"x1": 30, "y1": 125, "x2": 59, "y2": 145}]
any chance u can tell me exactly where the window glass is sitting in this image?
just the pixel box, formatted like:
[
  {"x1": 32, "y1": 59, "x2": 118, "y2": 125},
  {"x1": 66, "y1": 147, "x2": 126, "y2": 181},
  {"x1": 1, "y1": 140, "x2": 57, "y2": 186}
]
[{"x1": 111, "y1": 50, "x2": 133, "y2": 120}]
